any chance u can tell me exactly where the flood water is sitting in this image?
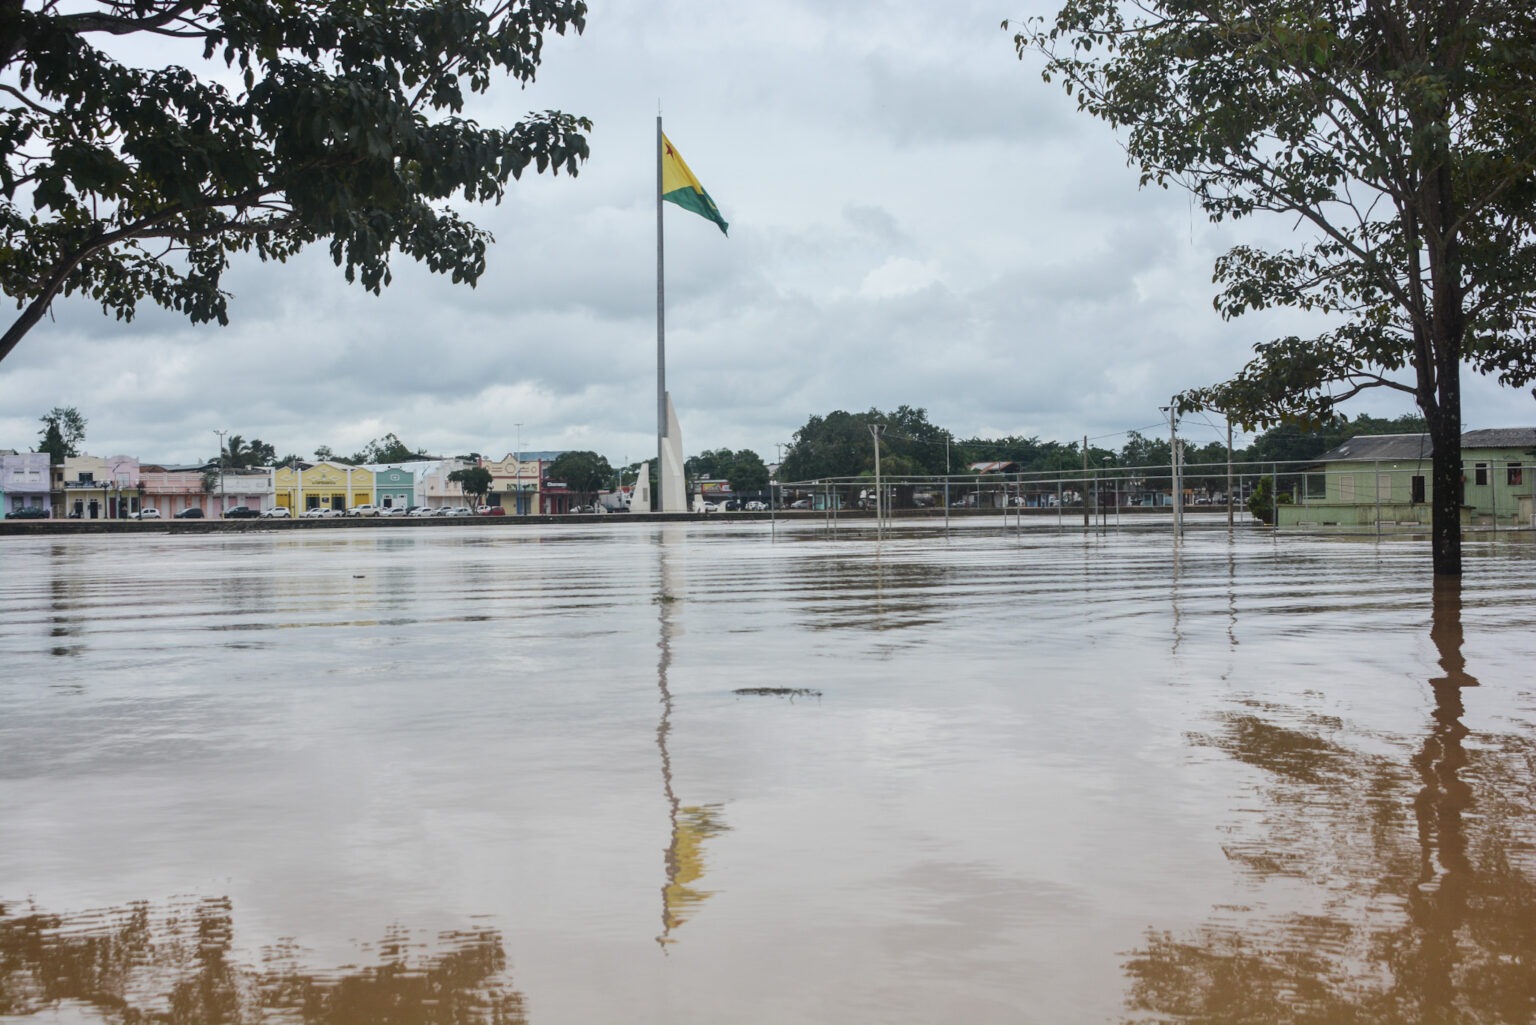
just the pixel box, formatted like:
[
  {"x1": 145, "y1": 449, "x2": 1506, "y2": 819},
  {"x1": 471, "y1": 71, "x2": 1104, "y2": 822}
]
[{"x1": 3, "y1": 520, "x2": 1535, "y2": 1024}]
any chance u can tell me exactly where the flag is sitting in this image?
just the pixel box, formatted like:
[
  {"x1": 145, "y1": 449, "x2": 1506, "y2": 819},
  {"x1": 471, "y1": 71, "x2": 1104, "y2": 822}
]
[{"x1": 661, "y1": 135, "x2": 729, "y2": 235}]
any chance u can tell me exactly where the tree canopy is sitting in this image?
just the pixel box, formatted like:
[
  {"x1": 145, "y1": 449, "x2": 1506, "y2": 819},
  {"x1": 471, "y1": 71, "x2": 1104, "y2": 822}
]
[
  {"x1": 1014, "y1": 1, "x2": 1536, "y2": 574},
  {"x1": 545, "y1": 450, "x2": 610, "y2": 501},
  {"x1": 351, "y1": 433, "x2": 430, "y2": 465},
  {"x1": 780, "y1": 406, "x2": 951, "y2": 482},
  {"x1": 37, "y1": 405, "x2": 86, "y2": 464},
  {"x1": 221, "y1": 434, "x2": 276, "y2": 468},
  {"x1": 0, "y1": 0, "x2": 590, "y2": 364},
  {"x1": 447, "y1": 465, "x2": 492, "y2": 508},
  {"x1": 684, "y1": 447, "x2": 769, "y2": 495}
]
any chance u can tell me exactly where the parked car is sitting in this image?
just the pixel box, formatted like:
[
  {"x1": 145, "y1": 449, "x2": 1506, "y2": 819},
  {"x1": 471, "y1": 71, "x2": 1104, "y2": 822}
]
[
  {"x1": 408, "y1": 506, "x2": 436, "y2": 517},
  {"x1": 133, "y1": 508, "x2": 162, "y2": 519},
  {"x1": 261, "y1": 506, "x2": 291, "y2": 518},
  {"x1": 479, "y1": 506, "x2": 506, "y2": 516},
  {"x1": 9, "y1": 506, "x2": 49, "y2": 519},
  {"x1": 222, "y1": 506, "x2": 260, "y2": 519},
  {"x1": 789, "y1": 498, "x2": 811, "y2": 509},
  {"x1": 349, "y1": 504, "x2": 381, "y2": 517},
  {"x1": 382, "y1": 505, "x2": 408, "y2": 516},
  {"x1": 745, "y1": 500, "x2": 767, "y2": 511},
  {"x1": 301, "y1": 506, "x2": 338, "y2": 518},
  {"x1": 174, "y1": 508, "x2": 204, "y2": 519}
]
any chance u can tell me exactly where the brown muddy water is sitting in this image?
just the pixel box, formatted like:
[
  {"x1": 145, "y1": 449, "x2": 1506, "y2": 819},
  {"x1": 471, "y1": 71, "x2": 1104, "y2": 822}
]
[{"x1": 3, "y1": 521, "x2": 1535, "y2": 1024}]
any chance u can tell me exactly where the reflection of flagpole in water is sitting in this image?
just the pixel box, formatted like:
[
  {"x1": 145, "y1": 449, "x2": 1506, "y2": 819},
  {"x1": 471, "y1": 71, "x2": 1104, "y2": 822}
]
[
  {"x1": 655, "y1": 533, "x2": 681, "y2": 949},
  {"x1": 1169, "y1": 539, "x2": 1184, "y2": 656},
  {"x1": 654, "y1": 532, "x2": 727, "y2": 949},
  {"x1": 1409, "y1": 576, "x2": 1477, "y2": 1011}
]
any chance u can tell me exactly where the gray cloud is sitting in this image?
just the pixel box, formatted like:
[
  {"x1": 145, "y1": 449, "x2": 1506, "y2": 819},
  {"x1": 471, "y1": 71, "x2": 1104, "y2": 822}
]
[{"x1": 4, "y1": 0, "x2": 1517, "y2": 466}]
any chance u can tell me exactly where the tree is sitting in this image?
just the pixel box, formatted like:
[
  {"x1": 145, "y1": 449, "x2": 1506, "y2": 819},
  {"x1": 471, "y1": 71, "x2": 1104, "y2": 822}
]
[
  {"x1": 0, "y1": 1, "x2": 591, "y2": 365},
  {"x1": 683, "y1": 447, "x2": 770, "y2": 496},
  {"x1": 781, "y1": 407, "x2": 954, "y2": 482},
  {"x1": 726, "y1": 450, "x2": 769, "y2": 496},
  {"x1": 1016, "y1": 2, "x2": 1536, "y2": 575},
  {"x1": 220, "y1": 434, "x2": 276, "y2": 469},
  {"x1": 545, "y1": 450, "x2": 611, "y2": 505},
  {"x1": 37, "y1": 406, "x2": 85, "y2": 463},
  {"x1": 447, "y1": 465, "x2": 492, "y2": 509},
  {"x1": 351, "y1": 433, "x2": 428, "y2": 464},
  {"x1": 684, "y1": 448, "x2": 736, "y2": 482}
]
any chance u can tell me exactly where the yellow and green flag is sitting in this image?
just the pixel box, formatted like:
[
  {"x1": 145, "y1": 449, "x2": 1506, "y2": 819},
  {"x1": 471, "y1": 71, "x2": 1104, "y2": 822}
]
[{"x1": 661, "y1": 135, "x2": 728, "y2": 236}]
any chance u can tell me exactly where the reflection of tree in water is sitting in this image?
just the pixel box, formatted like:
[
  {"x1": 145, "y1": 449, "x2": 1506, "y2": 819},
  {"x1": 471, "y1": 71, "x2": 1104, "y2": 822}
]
[
  {"x1": 0, "y1": 896, "x2": 527, "y2": 1025},
  {"x1": 1126, "y1": 580, "x2": 1536, "y2": 1024}
]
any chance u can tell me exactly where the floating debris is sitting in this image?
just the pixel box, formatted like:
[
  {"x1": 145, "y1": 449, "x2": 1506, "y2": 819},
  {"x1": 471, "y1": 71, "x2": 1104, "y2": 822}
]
[{"x1": 733, "y1": 687, "x2": 822, "y2": 699}]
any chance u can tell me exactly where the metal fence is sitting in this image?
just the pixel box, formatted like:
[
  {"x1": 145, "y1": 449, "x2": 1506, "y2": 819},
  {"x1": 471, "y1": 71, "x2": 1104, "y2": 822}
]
[{"x1": 775, "y1": 457, "x2": 1536, "y2": 536}]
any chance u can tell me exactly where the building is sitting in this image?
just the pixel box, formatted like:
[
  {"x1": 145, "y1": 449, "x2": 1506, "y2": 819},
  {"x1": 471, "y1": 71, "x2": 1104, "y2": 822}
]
[
  {"x1": 1, "y1": 451, "x2": 51, "y2": 517},
  {"x1": 419, "y1": 459, "x2": 471, "y2": 512},
  {"x1": 273, "y1": 462, "x2": 374, "y2": 513},
  {"x1": 140, "y1": 463, "x2": 274, "y2": 517},
  {"x1": 481, "y1": 453, "x2": 544, "y2": 515},
  {"x1": 368, "y1": 466, "x2": 415, "y2": 511},
  {"x1": 57, "y1": 455, "x2": 141, "y2": 519},
  {"x1": 1277, "y1": 429, "x2": 1536, "y2": 528}
]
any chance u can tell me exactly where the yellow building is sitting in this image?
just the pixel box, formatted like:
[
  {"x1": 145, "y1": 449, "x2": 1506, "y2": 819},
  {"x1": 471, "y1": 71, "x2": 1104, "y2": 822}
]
[
  {"x1": 273, "y1": 462, "x2": 374, "y2": 513},
  {"x1": 481, "y1": 453, "x2": 543, "y2": 515}
]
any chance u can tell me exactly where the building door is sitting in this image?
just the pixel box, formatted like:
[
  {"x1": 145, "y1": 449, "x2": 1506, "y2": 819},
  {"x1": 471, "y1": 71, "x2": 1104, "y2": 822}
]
[{"x1": 1411, "y1": 476, "x2": 1425, "y2": 504}]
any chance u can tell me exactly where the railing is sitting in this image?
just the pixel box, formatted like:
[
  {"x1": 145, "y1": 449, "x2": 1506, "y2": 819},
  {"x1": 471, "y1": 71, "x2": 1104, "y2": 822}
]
[{"x1": 775, "y1": 457, "x2": 1536, "y2": 534}]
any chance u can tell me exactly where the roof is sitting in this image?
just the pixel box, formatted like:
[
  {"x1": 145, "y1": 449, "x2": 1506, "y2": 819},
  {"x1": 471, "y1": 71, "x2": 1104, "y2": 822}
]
[
  {"x1": 1314, "y1": 434, "x2": 1432, "y2": 463},
  {"x1": 1315, "y1": 427, "x2": 1536, "y2": 463},
  {"x1": 1461, "y1": 427, "x2": 1536, "y2": 449}
]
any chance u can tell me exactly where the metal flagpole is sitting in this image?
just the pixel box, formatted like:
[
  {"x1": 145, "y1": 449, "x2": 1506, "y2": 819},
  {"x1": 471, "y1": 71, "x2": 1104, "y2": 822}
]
[{"x1": 656, "y1": 114, "x2": 667, "y2": 511}]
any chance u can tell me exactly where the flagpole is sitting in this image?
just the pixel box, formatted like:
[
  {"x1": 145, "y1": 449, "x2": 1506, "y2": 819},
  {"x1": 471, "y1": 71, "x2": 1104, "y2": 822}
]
[{"x1": 656, "y1": 113, "x2": 667, "y2": 510}]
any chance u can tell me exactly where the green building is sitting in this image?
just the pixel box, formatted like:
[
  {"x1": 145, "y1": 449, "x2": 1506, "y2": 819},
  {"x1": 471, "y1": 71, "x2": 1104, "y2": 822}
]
[{"x1": 1277, "y1": 428, "x2": 1535, "y2": 528}]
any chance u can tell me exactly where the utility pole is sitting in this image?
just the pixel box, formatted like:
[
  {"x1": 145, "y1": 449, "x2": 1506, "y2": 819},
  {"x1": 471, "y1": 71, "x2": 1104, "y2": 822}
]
[
  {"x1": 1226, "y1": 421, "x2": 1234, "y2": 530},
  {"x1": 944, "y1": 431, "x2": 951, "y2": 532},
  {"x1": 869, "y1": 423, "x2": 885, "y2": 537},
  {"x1": 773, "y1": 442, "x2": 785, "y2": 535},
  {"x1": 1082, "y1": 434, "x2": 1089, "y2": 528},
  {"x1": 514, "y1": 422, "x2": 524, "y2": 514},
  {"x1": 213, "y1": 428, "x2": 227, "y2": 516},
  {"x1": 1164, "y1": 404, "x2": 1181, "y2": 536}
]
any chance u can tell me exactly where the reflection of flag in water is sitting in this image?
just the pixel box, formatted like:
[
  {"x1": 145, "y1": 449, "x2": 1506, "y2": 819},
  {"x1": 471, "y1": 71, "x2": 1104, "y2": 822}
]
[
  {"x1": 660, "y1": 804, "x2": 730, "y2": 941},
  {"x1": 661, "y1": 135, "x2": 729, "y2": 235}
]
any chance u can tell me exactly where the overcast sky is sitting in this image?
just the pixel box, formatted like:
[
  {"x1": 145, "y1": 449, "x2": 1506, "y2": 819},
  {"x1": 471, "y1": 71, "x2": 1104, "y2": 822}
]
[{"x1": 1, "y1": 0, "x2": 1528, "y2": 466}]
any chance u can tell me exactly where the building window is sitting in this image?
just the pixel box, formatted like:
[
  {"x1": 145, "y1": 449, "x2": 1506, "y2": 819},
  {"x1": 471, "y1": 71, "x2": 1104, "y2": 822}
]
[
  {"x1": 1411, "y1": 476, "x2": 1426, "y2": 503},
  {"x1": 1507, "y1": 463, "x2": 1523, "y2": 486},
  {"x1": 78, "y1": 471, "x2": 94, "y2": 483},
  {"x1": 1474, "y1": 462, "x2": 1488, "y2": 486}
]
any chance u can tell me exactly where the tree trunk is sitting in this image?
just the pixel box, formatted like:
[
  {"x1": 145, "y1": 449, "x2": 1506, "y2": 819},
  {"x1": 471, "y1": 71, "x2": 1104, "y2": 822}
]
[{"x1": 1428, "y1": 362, "x2": 1462, "y2": 577}]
